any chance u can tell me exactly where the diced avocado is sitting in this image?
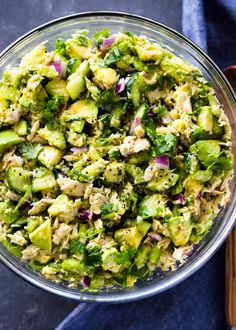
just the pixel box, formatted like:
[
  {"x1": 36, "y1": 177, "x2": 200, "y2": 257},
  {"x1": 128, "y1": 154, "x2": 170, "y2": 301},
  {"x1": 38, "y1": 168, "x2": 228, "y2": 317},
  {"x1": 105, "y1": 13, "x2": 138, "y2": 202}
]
[
  {"x1": 212, "y1": 116, "x2": 223, "y2": 137},
  {"x1": 7, "y1": 167, "x2": 31, "y2": 193},
  {"x1": 3, "y1": 68, "x2": 23, "y2": 88},
  {"x1": 29, "y1": 218, "x2": 52, "y2": 252},
  {"x1": 38, "y1": 146, "x2": 64, "y2": 168},
  {"x1": 190, "y1": 212, "x2": 214, "y2": 243},
  {"x1": 128, "y1": 150, "x2": 151, "y2": 165},
  {"x1": 168, "y1": 213, "x2": 193, "y2": 246},
  {"x1": 93, "y1": 68, "x2": 118, "y2": 90},
  {"x1": 136, "y1": 103, "x2": 148, "y2": 120},
  {"x1": 184, "y1": 175, "x2": 202, "y2": 200},
  {"x1": 13, "y1": 120, "x2": 29, "y2": 136},
  {"x1": 147, "y1": 245, "x2": 161, "y2": 270},
  {"x1": 147, "y1": 171, "x2": 179, "y2": 192},
  {"x1": 66, "y1": 58, "x2": 81, "y2": 76},
  {"x1": 104, "y1": 162, "x2": 124, "y2": 183},
  {"x1": 102, "y1": 247, "x2": 122, "y2": 273},
  {"x1": 20, "y1": 44, "x2": 46, "y2": 69},
  {"x1": 76, "y1": 60, "x2": 90, "y2": 76},
  {"x1": 160, "y1": 56, "x2": 198, "y2": 82},
  {"x1": 66, "y1": 73, "x2": 85, "y2": 100},
  {"x1": 135, "y1": 245, "x2": 151, "y2": 269},
  {"x1": 208, "y1": 94, "x2": 221, "y2": 117},
  {"x1": 0, "y1": 239, "x2": 23, "y2": 257},
  {"x1": 0, "y1": 200, "x2": 20, "y2": 224},
  {"x1": 197, "y1": 106, "x2": 213, "y2": 132},
  {"x1": 81, "y1": 158, "x2": 108, "y2": 180},
  {"x1": 67, "y1": 131, "x2": 86, "y2": 147},
  {"x1": 66, "y1": 38, "x2": 92, "y2": 60},
  {"x1": 139, "y1": 194, "x2": 167, "y2": 219},
  {"x1": 45, "y1": 80, "x2": 69, "y2": 101},
  {"x1": 78, "y1": 223, "x2": 89, "y2": 244},
  {"x1": 25, "y1": 217, "x2": 44, "y2": 233},
  {"x1": 88, "y1": 146, "x2": 101, "y2": 161},
  {"x1": 190, "y1": 140, "x2": 221, "y2": 166},
  {"x1": 115, "y1": 221, "x2": 151, "y2": 248},
  {"x1": 32, "y1": 168, "x2": 56, "y2": 192},
  {"x1": 0, "y1": 98, "x2": 9, "y2": 111},
  {"x1": 135, "y1": 41, "x2": 163, "y2": 62},
  {"x1": 67, "y1": 99, "x2": 98, "y2": 124},
  {"x1": 0, "y1": 85, "x2": 21, "y2": 103},
  {"x1": 69, "y1": 120, "x2": 85, "y2": 133},
  {"x1": 47, "y1": 194, "x2": 81, "y2": 221},
  {"x1": 0, "y1": 130, "x2": 21, "y2": 152},
  {"x1": 125, "y1": 163, "x2": 145, "y2": 184},
  {"x1": 130, "y1": 75, "x2": 142, "y2": 108},
  {"x1": 192, "y1": 170, "x2": 213, "y2": 182},
  {"x1": 38, "y1": 126, "x2": 66, "y2": 150},
  {"x1": 62, "y1": 258, "x2": 84, "y2": 273}
]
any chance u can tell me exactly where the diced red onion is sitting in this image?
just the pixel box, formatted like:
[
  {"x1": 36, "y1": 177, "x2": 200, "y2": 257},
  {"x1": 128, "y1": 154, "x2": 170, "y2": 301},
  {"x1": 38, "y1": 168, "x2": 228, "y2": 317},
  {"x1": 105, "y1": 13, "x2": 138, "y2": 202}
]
[
  {"x1": 50, "y1": 61, "x2": 62, "y2": 76},
  {"x1": 80, "y1": 210, "x2": 93, "y2": 220},
  {"x1": 147, "y1": 108, "x2": 155, "y2": 117},
  {"x1": 100, "y1": 36, "x2": 115, "y2": 50},
  {"x1": 154, "y1": 155, "x2": 169, "y2": 170},
  {"x1": 70, "y1": 147, "x2": 87, "y2": 153},
  {"x1": 129, "y1": 116, "x2": 141, "y2": 135},
  {"x1": 115, "y1": 78, "x2": 125, "y2": 94},
  {"x1": 81, "y1": 275, "x2": 91, "y2": 288},
  {"x1": 148, "y1": 233, "x2": 162, "y2": 241},
  {"x1": 196, "y1": 191, "x2": 201, "y2": 200},
  {"x1": 172, "y1": 194, "x2": 185, "y2": 205},
  {"x1": 125, "y1": 68, "x2": 136, "y2": 74},
  {"x1": 11, "y1": 108, "x2": 19, "y2": 123}
]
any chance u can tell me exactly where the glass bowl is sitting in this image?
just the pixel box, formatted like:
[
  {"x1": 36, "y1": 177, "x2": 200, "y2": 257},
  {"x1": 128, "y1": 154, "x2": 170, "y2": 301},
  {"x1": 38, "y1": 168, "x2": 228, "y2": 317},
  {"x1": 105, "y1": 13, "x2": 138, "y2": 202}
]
[{"x1": 0, "y1": 12, "x2": 236, "y2": 303}]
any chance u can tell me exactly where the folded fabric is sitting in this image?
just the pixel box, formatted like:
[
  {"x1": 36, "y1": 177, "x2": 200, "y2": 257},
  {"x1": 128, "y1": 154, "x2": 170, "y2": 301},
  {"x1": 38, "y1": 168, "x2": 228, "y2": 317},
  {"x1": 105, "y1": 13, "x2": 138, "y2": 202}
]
[
  {"x1": 182, "y1": 0, "x2": 236, "y2": 68},
  {"x1": 56, "y1": 2, "x2": 236, "y2": 329}
]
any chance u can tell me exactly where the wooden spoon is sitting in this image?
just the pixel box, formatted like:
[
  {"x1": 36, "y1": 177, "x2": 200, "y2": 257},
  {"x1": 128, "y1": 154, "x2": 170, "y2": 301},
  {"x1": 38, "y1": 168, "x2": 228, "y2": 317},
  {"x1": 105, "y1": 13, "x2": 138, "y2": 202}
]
[{"x1": 224, "y1": 66, "x2": 236, "y2": 328}]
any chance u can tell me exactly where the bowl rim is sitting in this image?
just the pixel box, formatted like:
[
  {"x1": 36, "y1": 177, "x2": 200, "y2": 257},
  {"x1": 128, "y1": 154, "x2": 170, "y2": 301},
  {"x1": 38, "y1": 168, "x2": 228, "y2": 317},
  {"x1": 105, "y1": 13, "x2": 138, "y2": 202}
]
[{"x1": 0, "y1": 11, "x2": 236, "y2": 303}]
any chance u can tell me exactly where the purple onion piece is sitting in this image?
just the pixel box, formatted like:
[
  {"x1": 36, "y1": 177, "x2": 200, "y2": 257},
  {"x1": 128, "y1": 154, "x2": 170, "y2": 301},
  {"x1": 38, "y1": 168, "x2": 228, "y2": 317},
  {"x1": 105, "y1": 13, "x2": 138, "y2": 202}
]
[
  {"x1": 147, "y1": 108, "x2": 155, "y2": 117},
  {"x1": 172, "y1": 194, "x2": 185, "y2": 205},
  {"x1": 11, "y1": 108, "x2": 19, "y2": 123},
  {"x1": 81, "y1": 275, "x2": 91, "y2": 288},
  {"x1": 101, "y1": 36, "x2": 115, "y2": 50},
  {"x1": 129, "y1": 116, "x2": 141, "y2": 135},
  {"x1": 148, "y1": 233, "x2": 162, "y2": 241},
  {"x1": 115, "y1": 78, "x2": 125, "y2": 94},
  {"x1": 50, "y1": 61, "x2": 62, "y2": 76},
  {"x1": 196, "y1": 191, "x2": 201, "y2": 200},
  {"x1": 80, "y1": 210, "x2": 93, "y2": 220},
  {"x1": 154, "y1": 155, "x2": 169, "y2": 170},
  {"x1": 125, "y1": 68, "x2": 137, "y2": 74},
  {"x1": 70, "y1": 147, "x2": 87, "y2": 153}
]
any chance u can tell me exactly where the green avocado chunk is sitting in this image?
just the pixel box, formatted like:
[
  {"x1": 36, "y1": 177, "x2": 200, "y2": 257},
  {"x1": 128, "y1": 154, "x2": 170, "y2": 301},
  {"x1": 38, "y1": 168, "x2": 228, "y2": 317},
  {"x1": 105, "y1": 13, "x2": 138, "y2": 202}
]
[
  {"x1": 29, "y1": 218, "x2": 52, "y2": 252},
  {"x1": 139, "y1": 194, "x2": 167, "y2": 219},
  {"x1": 0, "y1": 130, "x2": 21, "y2": 152},
  {"x1": 168, "y1": 213, "x2": 193, "y2": 246},
  {"x1": 0, "y1": 200, "x2": 20, "y2": 224}
]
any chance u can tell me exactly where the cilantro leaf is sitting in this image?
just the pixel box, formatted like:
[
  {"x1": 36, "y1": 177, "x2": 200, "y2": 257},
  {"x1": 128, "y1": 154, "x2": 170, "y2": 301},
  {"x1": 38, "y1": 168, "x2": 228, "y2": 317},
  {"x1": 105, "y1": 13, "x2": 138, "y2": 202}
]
[
  {"x1": 101, "y1": 202, "x2": 118, "y2": 215},
  {"x1": 18, "y1": 142, "x2": 42, "y2": 160},
  {"x1": 191, "y1": 128, "x2": 211, "y2": 142},
  {"x1": 84, "y1": 246, "x2": 102, "y2": 269},
  {"x1": 93, "y1": 28, "x2": 110, "y2": 44},
  {"x1": 55, "y1": 39, "x2": 66, "y2": 55},
  {"x1": 117, "y1": 247, "x2": 137, "y2": 265},
  {"x1": 43, "y1": 96, "x2": 65, "y2": 129},
  {"x1": 96, "y1": 90, "x2": 116, "y2": 112},
  {"x1": 76, "y1": 35, "x2": 89, "y2": 46},
  {"x1": 105, "y1": 46, "x2": 122, "y2": 65},
  {"x1": 70, "y1": 240, "x2": 85, "y2": 254},
  {"x1": 153, "y1": 134, "x2": 178, "y2": 156}
]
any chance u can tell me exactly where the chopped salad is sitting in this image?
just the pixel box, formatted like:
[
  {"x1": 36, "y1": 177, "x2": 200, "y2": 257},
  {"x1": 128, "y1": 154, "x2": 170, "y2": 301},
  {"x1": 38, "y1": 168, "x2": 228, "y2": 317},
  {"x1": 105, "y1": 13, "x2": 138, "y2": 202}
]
[{"x1": 0, "y1": 29, "x2": 233, "y2": 290}]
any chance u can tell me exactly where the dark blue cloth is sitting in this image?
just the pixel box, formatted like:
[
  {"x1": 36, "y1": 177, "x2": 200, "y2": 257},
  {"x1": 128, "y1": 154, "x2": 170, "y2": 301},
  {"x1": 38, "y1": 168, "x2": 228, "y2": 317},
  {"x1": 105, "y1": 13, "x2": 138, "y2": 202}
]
[{"x1": 57, "y1": 2, "x2": 236, "y2": 329}]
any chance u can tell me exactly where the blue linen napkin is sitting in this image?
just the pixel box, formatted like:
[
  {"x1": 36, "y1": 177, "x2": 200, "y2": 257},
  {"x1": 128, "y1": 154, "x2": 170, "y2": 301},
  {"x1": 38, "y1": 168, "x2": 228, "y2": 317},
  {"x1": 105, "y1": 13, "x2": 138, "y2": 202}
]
[{"x1": 56, "y1": 2, "x2": 236, "y2": 329}]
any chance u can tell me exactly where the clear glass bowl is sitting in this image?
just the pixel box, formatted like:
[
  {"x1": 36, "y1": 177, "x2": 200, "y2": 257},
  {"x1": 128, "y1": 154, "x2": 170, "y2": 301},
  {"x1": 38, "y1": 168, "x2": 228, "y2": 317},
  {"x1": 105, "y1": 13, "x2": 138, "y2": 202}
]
[{"x1": 0, "y1": 12, "x2": 236, "y2": 303}]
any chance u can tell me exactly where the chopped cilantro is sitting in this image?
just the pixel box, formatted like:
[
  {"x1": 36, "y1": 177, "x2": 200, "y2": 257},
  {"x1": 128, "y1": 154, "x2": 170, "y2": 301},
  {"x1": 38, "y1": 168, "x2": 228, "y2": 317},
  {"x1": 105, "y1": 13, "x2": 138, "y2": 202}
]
[
  {"x1": 117, "y1": 247, "x2": 137, "y2": 264},
  {"x1": 70, "y1": 240, "x2": 85, "y2": 254},
  {"x1": 18, "y1": 142, "x2": 42, "y2": 160},
  {"x1": 43, "y1": 95, "x2": 65, "y2": 129},
  {"x1": 96, "y1": 90, "x2": 116, "y2": 112},
  {"x1": 105, "y1": 46, "x2": 122, "y2": 65}
]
